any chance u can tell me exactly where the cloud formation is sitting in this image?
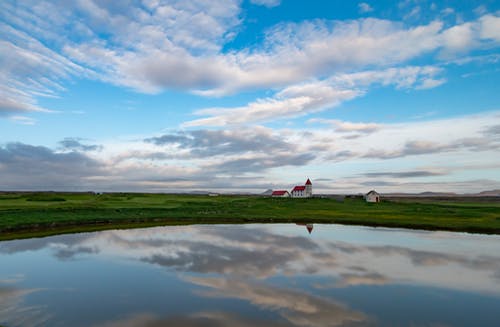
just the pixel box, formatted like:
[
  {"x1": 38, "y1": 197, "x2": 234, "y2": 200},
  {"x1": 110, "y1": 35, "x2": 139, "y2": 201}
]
[
  {"x1": 358, "y1": 2, "x2": 374, "y2": 14},
  {"x1": 3, "y1": 221, "x2": 500, "y2": 325},
  {"x1": 0, "y1": 142, "x2": 103, "y2": 190},
  {"x1": 59, "y1": 137, "x2": 102, "y2": 152},
  {"x1": 145, "y1": 128, "x2": 293, "y2": 156},
  {"x1": 0, "y1": 281, "x2": 50, "y2": 325},
  {"x1": 3, "y1": 223, "x2": 500, "y2": 296},
  {"x1": 186, "y1": 83, "x2": 361, "y2": 126},
  {"x1": 1, "y1": 0, "x2": 499, "y2": 117},
  {"x1": 309, "y1": 118, "x2": 381, "y2": 134},
  {"x1": 363, "y1": 170, "x2": 446, "y2": 178},
  {"x1": 189, "y1": 277, "x2": 367, "y2": 327},
  {"x1": 0, "y1": 16, "x2": 84, "y2": 114},
  {"x1": 186, "y1": 66, "x2": 444, "y2": 126},
  {"x1": 250, "y1": 0, "x2": 281, "y2": 8},
  {"x1": 0, "y1": 110, "x2": 499, "y2": 192}
]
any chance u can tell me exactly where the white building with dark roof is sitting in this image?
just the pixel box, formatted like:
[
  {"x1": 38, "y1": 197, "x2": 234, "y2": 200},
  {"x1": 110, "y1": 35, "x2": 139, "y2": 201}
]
[{"x1": 365, "y1": 190, "x2": 380, "y2": 203}]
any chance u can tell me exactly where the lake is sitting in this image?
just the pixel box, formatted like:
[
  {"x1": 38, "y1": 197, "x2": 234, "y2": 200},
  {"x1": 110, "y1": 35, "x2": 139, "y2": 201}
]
[{"x1": 1, "y1": 224, "x2": 499, "y2": 326}]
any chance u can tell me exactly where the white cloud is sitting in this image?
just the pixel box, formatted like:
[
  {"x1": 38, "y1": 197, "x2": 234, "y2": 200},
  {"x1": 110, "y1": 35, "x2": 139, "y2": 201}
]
[
  {"x1": 0, "y1": 0, "x2": 241, "y2": 110},
  {"x1": 404, "y1": 6, "x2": 421, "y2": 20},
  {"x1": 177, "y1": 15, "x2": 494, "y2": 95},
  {"x1": 416, "y1": 77, "x2": 446, "y2": 89},
  {"x1": 480, "y1": 14, "x2": 500, "y2": 42},
  {"x1": 2, "y1": 0, "x2": 500, "y2": 113},
  {"x1": 320, "y1": 111, "x2": 500, "y2": 160},
  {"x1": 474, "y1": 5, "x2": 488, "y2": 16},
  {"x1": 250, "y1": 0, "x2": 281, "y2": 8},
  {"x1": 186, "y1": 65, "x2": 444, "y2": 126},
  {"x1": 309, "y1": 119, "x2": 381, "y2": 133},
  {"x1": 330, "y1": 65, "x2": 444, "y2": 89},
  {"x1": 441, "y1": 7, "x2": 455, "y2": 16},
  {"x1": 0, "y1": 94, "x2": 49, "y2": 115},
  {"x1": 9, "y1": 116, "x2": 36, "y2": 125},
  {"x1": 441, "y1": 22, "x2": 477, "y2": 56},
  {"x1": 2, "y1": 110, "x2": 499, "y2": 193},
  {"x1": 358, "y1": 2, "x2": 374, "y2": 14},
  {"x1": 0, "y1": 22, "x2": 83, "y2": 114},
  {"x1": 185, "y1": 85, "x2": 360, "y2": 127}
]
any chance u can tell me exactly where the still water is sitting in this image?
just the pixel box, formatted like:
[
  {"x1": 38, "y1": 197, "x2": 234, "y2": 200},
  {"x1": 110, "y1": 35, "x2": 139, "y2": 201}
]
[{"x1": 1, "y1": 224, "x2": 499, "y2": 326}]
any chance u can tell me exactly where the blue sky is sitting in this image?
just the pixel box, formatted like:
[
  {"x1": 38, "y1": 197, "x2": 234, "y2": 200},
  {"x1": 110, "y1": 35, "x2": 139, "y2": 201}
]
[{"x1": 1, "y1": 0, "x2": 499, "y2": 193}]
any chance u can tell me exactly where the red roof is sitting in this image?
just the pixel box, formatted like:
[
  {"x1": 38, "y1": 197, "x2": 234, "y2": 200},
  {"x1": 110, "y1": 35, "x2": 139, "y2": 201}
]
[
  {"x1": 305, "y1": 178, "x2": 312, "y2": 185},
  {"x1": 272, "y1": 190, "x2": 289, "y2": 195},
  {"x1": 295, "y1": 223, "x2": 314, "y2": 234},
  {"x1": 292, "y1": 186, "x2": 306, "y2": 192}
]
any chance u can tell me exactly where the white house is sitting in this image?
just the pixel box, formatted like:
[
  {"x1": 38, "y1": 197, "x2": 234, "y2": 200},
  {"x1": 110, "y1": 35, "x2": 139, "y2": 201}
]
[
  {"x1": 365, "y1": 190, "x2": 380, "y2": 203},
  {"x1": 291, "y1": 179, "x2": 313, "y2": 198},
  {"x1": 272, "y1": 190, "x2": 290, "y2": 197}
]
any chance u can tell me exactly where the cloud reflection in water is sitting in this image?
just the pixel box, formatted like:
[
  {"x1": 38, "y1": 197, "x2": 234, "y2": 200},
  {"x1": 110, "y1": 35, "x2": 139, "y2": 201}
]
[{"x1": 1, "y1": 224, "x2": 499, "y2": 326}]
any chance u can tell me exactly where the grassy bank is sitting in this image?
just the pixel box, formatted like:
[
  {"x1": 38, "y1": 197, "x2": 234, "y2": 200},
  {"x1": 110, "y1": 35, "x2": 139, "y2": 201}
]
[{"x1": 0, "y1": 192, "x2": 499, "y2": 240}]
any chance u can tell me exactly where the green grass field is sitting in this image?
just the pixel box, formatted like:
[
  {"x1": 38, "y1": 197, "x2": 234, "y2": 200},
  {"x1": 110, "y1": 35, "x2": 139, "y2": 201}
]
[{"x1": 0, "y1": 192, "x2": 499, "y2": 240}]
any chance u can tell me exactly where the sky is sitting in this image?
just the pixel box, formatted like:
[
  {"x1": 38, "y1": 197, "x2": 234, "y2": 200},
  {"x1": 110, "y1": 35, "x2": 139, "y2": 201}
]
[{"x1": 0, "y1": 0, "x2": 499, "y2": 194}]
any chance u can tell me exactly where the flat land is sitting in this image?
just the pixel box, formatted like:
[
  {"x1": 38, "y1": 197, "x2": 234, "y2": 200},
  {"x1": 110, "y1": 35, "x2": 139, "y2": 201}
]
[{"x1": 0, "y1": 192, "x2": 499, "y2": 240}]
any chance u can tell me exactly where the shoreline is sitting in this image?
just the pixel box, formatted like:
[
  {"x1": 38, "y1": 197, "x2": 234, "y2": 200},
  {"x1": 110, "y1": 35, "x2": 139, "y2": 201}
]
[
  {"x1": 1, "y1": 193, "x2": 499, "y2": 240},
  {"x1": 1, "y1": 218, "x2": 500, "y2": 242}
]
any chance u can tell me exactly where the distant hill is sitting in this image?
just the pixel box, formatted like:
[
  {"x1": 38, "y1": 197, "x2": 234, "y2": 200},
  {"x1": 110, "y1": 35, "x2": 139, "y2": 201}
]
[
  {"x1": 383, "y1": 190, "x2": 500, "y2": 197},
  {"x1": 383, "y1": 192, "x2": 456, "y2": 197},
  {"x1": 261, "y1": 189, "x2": 273, "y2": 195},
  {"x1": 418, "y1": 191, "x2": 457, "y2": 197},
  {"x1": 475, "y1": 190, "x2": 500, "y2": 196}
]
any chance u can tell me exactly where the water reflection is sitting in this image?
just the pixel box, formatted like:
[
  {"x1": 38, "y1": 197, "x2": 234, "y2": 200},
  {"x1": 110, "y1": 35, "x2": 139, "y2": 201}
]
[
  {"x1": 0, "y1": 279, "x2": 49, "y2": 326},
  {"x1": 187, "y1": 277, "x2": 367, "y2": 327},
  {"x1": 296, "y1": 223, "x2": 314, "y2": 234},
  {"x1": 0, "y1": 224, "x2": 499, "y2": 326}
]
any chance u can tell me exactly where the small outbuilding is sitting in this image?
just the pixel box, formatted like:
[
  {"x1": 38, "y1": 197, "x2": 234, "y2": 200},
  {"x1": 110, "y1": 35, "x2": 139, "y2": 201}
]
[
  {"x1": 365, "y1": 190, "x2": 380, "y2": 203},
  {"x1": 272, "y1": 190, "x2": 290, "y2": 198}
]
